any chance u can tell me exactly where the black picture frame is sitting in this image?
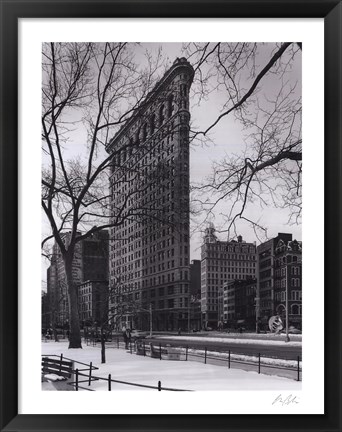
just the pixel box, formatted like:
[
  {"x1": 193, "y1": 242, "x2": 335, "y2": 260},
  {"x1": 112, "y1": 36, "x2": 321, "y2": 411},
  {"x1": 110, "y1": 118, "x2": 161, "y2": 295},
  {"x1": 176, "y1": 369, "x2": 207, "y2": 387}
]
[{"x1": 0, "y1": 1, "x2": 340, "y2": 431}]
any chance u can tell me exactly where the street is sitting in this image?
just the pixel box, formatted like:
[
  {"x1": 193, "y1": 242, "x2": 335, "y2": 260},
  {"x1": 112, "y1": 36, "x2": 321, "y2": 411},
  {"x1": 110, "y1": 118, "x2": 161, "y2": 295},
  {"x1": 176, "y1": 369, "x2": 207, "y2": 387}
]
[{"x1": 145, "y1": 334, "x2": 302, "y2": 361}]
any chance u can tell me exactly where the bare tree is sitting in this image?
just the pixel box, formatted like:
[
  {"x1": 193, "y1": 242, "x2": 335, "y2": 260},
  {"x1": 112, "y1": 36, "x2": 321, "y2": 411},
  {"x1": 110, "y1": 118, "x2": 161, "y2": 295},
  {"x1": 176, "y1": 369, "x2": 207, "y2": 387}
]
[
  {"x1": 184, "y1": 42, "x2": 302, "y2": 239},
  {"x1": 42, "y1": 42, "x2": 167, "y2": 348},
  {"x1": 82, "y1": 276, "x2": 147, "y2": 364}
]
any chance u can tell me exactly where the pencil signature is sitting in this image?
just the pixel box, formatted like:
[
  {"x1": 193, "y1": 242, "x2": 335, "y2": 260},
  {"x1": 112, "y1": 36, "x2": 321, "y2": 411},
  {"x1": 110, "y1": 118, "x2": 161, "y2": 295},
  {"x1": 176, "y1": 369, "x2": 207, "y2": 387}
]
[{"x1": 272, "y1": 394, "x2": 299, "y2": 406}]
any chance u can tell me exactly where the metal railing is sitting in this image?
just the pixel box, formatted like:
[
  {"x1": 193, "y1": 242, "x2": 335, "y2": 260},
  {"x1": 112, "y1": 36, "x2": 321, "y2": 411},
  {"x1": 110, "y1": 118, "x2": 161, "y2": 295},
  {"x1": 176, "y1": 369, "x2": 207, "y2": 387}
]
[
  {"x1": 69, "y1": 369, "x2": 191, "y2": 392},
  {"x1": 182, "y1": 346, "x2": 301, "y2": 381},
  {"x1": 41, "y1": 353, "x2": 191, "y2": 392},
  {"x1": 88, "y1": 336, "x2": 301, "y2": 381}
]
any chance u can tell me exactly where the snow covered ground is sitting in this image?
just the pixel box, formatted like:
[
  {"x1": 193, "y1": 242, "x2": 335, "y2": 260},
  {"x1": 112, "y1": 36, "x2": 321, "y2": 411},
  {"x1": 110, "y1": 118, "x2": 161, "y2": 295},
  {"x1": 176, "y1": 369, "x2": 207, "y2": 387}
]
[{"x1": 42, "y1": 341, "x2": 301, "y2": 391}]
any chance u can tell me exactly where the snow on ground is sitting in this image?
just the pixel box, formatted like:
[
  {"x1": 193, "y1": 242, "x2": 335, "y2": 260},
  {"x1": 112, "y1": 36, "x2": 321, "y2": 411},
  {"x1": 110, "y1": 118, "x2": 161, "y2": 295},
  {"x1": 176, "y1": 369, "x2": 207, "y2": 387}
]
[
  {"x1": 43, "y1": 373, "x2": 65, "y2": 381},
  {"x1": 186, "y1": 348, "x2": 300, "y2": 368},
  {"x1": 42, "y1": 341, "x2": 301, "y2": 391},
  {"x1": 157, "y1": 335, "x2": 302, "y2": 347}
]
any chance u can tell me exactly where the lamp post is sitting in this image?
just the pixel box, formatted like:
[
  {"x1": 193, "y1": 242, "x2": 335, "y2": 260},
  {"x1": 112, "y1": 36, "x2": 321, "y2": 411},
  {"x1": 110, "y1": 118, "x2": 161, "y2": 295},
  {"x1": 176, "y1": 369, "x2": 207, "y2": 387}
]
[
  {"x1": 256, "y1": 251, "x2": 260, "y2": 334},
  {"x1": 149, "y1": 303, "x2": 152, "y2": 338},
  {"x1": 187, "y1": 297, "x2": 191, "y2": 333},
  {"x1": 138, "y1": 304, "x2": 153, "y2": 338}
]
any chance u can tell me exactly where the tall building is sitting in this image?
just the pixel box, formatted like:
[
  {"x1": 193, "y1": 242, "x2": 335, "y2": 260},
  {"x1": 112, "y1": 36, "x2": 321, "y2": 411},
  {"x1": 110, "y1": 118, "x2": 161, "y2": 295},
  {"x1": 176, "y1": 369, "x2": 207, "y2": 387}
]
[
  {"x1": 47, "y1": 233, "x2": 82, "y2": 327},
  {"x1": 46, "y1": 230, "x2": 109, "y2": 327},
  {"x1": 233, "y1": 278, "x2": 257, "y2": 330},
  {"x1": 222, "y1": 280, "x2": 235, "y2": 324},
  {"x1": 200, "y1": 224, "x2": 257, "y2": 328},
  {"x1": 256, "y1": 232, "x2": 293, "y2": 326},
  {"x1": 189, "y1": 259, "x2": 201, "y2": 331},
  {"x1": 41, "y1": 291, "x2": 50, "y2": 331},
  {"x1": 274, "y1": 238, "x2": 302, "y2": 329},
  {"x1": 106, "y1": 58, "x2": 194, "y2": 331},
  {"x1": 78, "y1": 280, "x2": 109, "y2": 327}
]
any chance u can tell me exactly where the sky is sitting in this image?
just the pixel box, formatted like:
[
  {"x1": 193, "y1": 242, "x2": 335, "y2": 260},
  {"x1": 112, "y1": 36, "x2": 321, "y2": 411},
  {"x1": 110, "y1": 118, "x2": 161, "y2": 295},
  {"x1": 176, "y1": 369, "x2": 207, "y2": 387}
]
[{"x1": 42, "y1": 42, "x2": 302, "y2": 280}]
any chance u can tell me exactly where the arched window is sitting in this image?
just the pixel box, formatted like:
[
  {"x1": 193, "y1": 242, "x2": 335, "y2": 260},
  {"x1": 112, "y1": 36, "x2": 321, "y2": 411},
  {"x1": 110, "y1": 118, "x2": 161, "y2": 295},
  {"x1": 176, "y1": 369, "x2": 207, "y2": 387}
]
[
  {"x1": 149, "y1": 113, "x2": 155, "y2": 135},
  {"x1": 159, "y1": 104, "x2": 165, "y2": 125},
  {"x1": 135, "y1": 130, "x2": 140, "y2": 146},
  {"x1": 167, "y1": 94, "x2": 174, "y2": 117},
  {"x1": 142, "y1": 123, "x2": 148, "y2": 142},
  {"x1": 291, "y1": 304, "x2": 299, "y2": 315},
  {"x1": 276, "y1": 304, "x2": 285, "y2": 315},
  {"x1": 129, "y1": 137, "x2": 134, "y2": 155}
]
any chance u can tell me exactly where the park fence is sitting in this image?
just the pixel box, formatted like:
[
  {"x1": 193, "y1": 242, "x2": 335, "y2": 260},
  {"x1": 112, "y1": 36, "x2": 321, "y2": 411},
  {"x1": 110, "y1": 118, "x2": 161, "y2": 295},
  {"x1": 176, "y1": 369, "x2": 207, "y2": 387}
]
[
  {"x1": 85, "y1": 335, "x2": 302, "y2": 382},
  {"x1": 41, "y1": 353, "x2": 191, "y2": 392}
]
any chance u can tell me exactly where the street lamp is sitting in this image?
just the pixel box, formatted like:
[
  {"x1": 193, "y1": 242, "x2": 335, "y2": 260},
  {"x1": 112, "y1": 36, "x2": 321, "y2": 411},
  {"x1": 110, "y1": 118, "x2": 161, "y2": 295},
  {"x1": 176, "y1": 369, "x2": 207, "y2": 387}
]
[
  {"x1": 139, "y1": 304, "x2": 153, "y2": 338},
  {"x1": 149, "y1": 303, "x2": 152, "y2": 338},
  {"x1": 256, "y1": 251, "x2": 260, "y2": 334}
]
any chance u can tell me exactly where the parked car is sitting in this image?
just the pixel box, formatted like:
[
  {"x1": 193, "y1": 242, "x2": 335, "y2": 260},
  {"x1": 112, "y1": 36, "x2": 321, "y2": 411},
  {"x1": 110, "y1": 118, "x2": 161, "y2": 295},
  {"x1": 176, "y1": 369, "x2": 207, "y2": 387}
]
[{"x1": 130, "y1": 329, "x2": 149, "y2": 340}]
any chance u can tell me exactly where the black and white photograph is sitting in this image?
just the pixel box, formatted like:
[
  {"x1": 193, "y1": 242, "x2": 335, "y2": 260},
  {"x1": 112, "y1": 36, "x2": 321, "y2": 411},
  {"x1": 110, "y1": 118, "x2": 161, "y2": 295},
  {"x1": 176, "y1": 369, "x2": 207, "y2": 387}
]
[
  {"x1": 3, "y1": 3, "x2": 341, "y2": 428},
  {"x1": 41, "y1": 41, "x2": 303, "y2": 393}
]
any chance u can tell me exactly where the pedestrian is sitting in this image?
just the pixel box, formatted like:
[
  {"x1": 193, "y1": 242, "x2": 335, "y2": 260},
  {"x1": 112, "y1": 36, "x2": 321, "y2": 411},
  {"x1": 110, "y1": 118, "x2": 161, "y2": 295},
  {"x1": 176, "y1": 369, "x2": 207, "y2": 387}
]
[
  {"x1": 178, "y1": 327, "x2": 181, "y2": 336},
  {"x1": 123, "y1": 329, "x2": 131, "y2": 349}
]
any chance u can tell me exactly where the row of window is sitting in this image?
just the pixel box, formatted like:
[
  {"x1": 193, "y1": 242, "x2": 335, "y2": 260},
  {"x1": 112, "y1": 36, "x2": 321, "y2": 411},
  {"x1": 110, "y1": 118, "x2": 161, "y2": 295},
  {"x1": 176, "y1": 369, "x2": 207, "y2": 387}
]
[
  {"x1": 277, "y1": 303, "x2": 302, "y2": 315},
  {"x1": 275, "y1": 290, "x2": 302, "y2": 301},
  {"x1": 203, "y1": 252, "x2": 256, "y2": 260}
]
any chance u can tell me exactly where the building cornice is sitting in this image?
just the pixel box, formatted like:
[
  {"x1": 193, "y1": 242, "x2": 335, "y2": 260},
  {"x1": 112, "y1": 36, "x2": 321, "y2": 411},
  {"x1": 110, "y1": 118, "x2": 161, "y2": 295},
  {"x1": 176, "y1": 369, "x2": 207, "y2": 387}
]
[{"x1": 106, "y1": 57, "x2": 194, "y2": 153}]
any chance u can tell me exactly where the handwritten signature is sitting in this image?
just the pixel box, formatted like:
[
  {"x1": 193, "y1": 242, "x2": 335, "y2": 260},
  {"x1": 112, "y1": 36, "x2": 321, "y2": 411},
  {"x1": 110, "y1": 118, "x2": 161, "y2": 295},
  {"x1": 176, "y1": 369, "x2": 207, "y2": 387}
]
[{"x1": 272, "y1": 394, "x2": 299, "y2": 406}]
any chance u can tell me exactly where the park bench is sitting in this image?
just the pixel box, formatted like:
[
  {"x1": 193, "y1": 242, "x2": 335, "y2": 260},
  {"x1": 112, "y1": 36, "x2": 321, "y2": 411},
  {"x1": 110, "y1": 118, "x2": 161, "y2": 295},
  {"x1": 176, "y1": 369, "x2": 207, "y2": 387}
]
[
  {"x1": 135, "y1": 340, "x2": 147, "y2": 356},
  {"x1": 149, "y1": 343, "x2": 180, "y2": 360},
  {"x1": 41, "y1": 356, "x2": 74, "y2": 390}
]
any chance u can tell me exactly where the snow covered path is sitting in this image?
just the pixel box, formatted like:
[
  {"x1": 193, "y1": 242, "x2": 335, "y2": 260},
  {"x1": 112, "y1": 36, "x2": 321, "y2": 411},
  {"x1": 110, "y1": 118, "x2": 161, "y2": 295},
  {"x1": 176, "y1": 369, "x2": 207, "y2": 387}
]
[{"x1": 42, "y1": 341, "x2": 301, "y2": 391}]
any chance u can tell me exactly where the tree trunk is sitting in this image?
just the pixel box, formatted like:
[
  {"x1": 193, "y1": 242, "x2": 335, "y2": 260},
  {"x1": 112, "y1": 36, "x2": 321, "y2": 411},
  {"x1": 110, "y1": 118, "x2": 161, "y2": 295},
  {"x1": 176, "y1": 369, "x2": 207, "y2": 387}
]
[
  {"x1": 64, "y1": 255, "x2": 82, "y2": 348},
  {"x1": 101, "y1": 328, "x2": 106, "y2": 364}
]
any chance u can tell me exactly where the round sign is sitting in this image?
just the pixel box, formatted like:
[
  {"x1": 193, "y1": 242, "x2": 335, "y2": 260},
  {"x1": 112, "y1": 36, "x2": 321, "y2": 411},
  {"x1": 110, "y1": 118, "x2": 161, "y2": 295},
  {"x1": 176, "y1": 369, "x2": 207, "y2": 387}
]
[{"x1": 268, "y1": 315, "x2": 284, "y2": 333}]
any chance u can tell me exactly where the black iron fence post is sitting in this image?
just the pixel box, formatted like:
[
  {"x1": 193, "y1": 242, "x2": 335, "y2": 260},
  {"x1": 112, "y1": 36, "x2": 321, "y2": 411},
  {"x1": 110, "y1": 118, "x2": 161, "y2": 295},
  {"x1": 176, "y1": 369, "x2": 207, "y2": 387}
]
[
  {"x1": 108, "y1": 374, "x2": 111, "y2": 391},
  {"x1": 75, "y1": 369, "x2": 79, "y2": 391},
  {"x1": 185, "y1": 346, "x2": 188, "y2": 361},
  {"x1": 228, "y1": 350, "x2": 231, "y2": 369},
  {"x1": 204, "y1": 347, "x2": 207, "y2": 364},
  {"x1": 297, "y1": 356, "x2": 300, "y2": 381},
  {"x1": 258, "y1": 353, "x2": 261, "y2": 374},
  {"x1": 158, "y1": 381, "x2": 161, "y2": 391},
  {"x1": 130, "y1": 341, "x2": 132, "y2": 354},
  {"x1": 117, "y1": 337, "x2": 119, "y2": 349},
  {"x1": 159, "y1": 343, "x2": 162, "y2": 360},
  {"x1": 59, "y1": 354, "x2": 63, "y2": 374},
  {"x1": 143, "y1": 341, "x2": 146, "y2": 357},
  {"x1": 88, "y1": 362, "x2": 92, "y2": 386}
]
